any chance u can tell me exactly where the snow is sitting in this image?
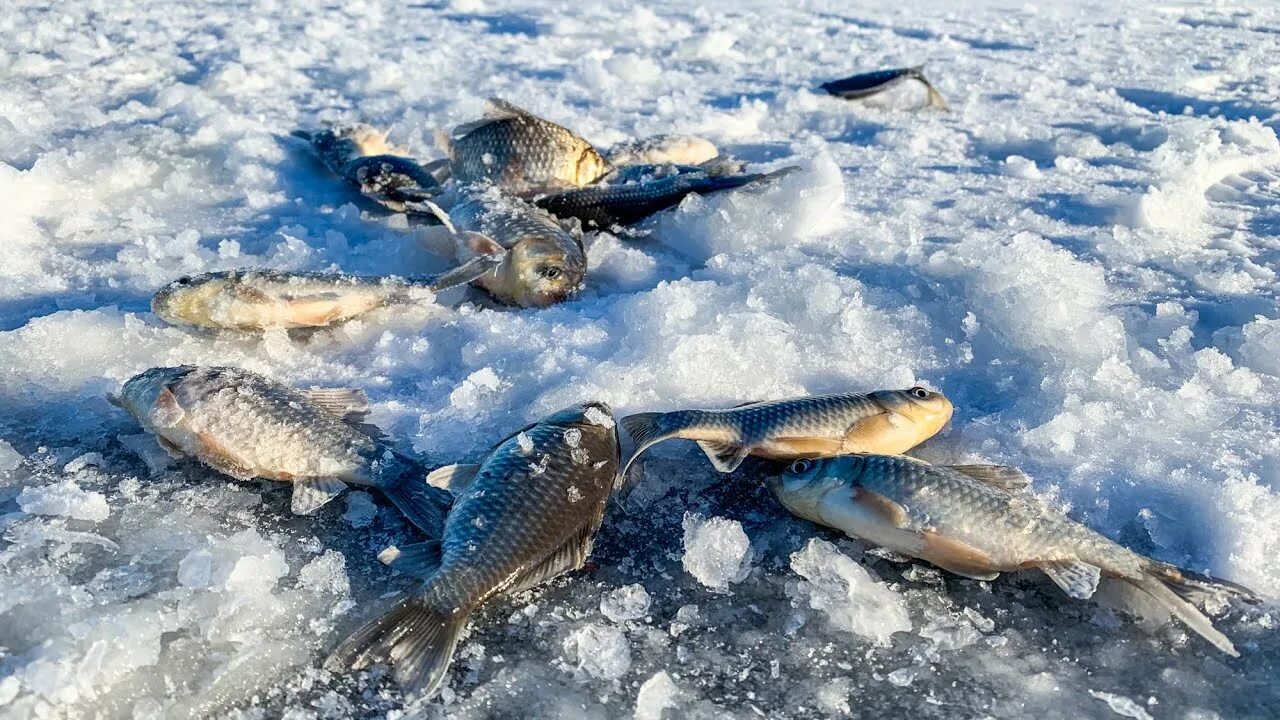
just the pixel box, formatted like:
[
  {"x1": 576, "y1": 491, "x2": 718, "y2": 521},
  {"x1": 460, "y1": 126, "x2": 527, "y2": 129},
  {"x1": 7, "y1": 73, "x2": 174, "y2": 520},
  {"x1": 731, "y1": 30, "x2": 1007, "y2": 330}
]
[
  {"x1": 2, "y1": 0, "x2": 1280, "y2": 716},
  {"x1": 681, "y1": 513, "x2": 753, "y2": 591}
]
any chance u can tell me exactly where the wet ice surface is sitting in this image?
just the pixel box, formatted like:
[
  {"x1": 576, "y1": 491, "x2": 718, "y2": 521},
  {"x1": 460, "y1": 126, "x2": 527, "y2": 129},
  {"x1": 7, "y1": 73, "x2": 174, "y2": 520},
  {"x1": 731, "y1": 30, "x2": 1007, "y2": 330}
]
[{"x1": 3, "y1": 0, "x2": 1280, "y2": 717}]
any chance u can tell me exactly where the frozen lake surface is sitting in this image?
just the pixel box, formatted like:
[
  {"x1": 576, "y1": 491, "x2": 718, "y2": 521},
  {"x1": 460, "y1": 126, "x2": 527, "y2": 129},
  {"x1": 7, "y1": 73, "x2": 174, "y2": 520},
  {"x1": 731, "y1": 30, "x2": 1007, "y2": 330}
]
[{"x1": 2, "y1": 0, "x2": 1279, "y2": 717}]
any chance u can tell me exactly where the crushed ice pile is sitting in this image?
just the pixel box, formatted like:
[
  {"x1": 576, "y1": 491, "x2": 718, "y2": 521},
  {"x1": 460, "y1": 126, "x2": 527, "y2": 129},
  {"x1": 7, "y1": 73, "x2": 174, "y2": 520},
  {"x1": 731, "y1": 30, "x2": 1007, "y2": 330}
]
[{"x1": 2, "y1": 0, "x2": 1280, "y2": 717}]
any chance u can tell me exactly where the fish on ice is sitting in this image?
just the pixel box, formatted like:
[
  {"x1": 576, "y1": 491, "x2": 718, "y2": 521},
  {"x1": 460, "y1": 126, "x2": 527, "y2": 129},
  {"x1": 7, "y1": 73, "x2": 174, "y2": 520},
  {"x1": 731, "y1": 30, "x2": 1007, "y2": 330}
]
[
  {"x1": 293, "y1": 124, "x2": 446, "y2": 210},
  {"x1": 436, "y1": 99, "x2": 613, "y2": 193},
  {"x1": 621, "y1": 387, "x2": 954, "y2": 476},
  {"x1": 820, "y1": 65, "x2": 948, "y2": 109},
  {"x1": 769, "y1": 453, "x2": 1257, "y2": 656},
  {"x1": 605, "y1": 134, "x2": 721, "y2": 168},
  {"x1": 151, "y1": 260, "x2": 501, "y2": 332},
  {"x1": 327, "y1": 401, "x2": 621, "y2": 698},
  {"x1": 109, "y1": 365, "x2": 452, "y2": 535}
]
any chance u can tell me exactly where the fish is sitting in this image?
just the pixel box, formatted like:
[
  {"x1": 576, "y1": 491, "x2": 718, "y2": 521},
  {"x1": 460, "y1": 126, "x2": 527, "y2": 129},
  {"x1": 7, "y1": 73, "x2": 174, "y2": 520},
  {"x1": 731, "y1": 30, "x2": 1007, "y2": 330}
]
[
  {"x1": 151, "y1": 260, "x2": 502, "y2": 332},
  {"x1": 437, "y1": 187, "x2": 587, "y2": 307},
  {"x1": 606, "y1": 134, "x2": 721, "y2": 168},
  {"x1": 533, "y1": 165, "x2": 800, "y2": 229},
  {"x1": 326, "y1": 401, "x2": 621, "y2": 698},
  {"x1": 769, "y1": 454, "x2": 1257, "y2": 656},
  {"x1": 108, "y1": 365, "x2": 453, "y2": 535},
  {"x1": 620, "y1": 387, "x2": 954, "y2": 477},
  {"x1": 293, "y1": 125, "x2": 445, "y2": 210},
  {"x1": 436, "y1": 99, "x2": 613, "y2": 193},
  {"x1": 820, "y1": 65, "x2": 947, "y2": 109}
]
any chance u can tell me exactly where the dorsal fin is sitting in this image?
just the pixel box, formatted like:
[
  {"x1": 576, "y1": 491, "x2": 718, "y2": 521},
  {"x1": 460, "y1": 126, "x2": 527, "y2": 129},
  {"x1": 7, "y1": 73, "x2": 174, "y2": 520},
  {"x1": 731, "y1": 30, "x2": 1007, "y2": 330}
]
[
  {"x1": 946, "y1": 464, "x2": 1031, "y2": 491},
  {"x1": 485, "y1": 98, "x2": 536, "y2": 121},
  {"x1": 302, "y1": 388, "x2": 370, "y2": 421}
]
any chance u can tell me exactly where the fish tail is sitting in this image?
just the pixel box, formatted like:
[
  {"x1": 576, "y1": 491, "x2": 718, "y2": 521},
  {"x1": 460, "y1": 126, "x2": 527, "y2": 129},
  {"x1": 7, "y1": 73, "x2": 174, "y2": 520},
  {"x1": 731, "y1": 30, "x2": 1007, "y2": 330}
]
[
  {"x1": 916, "y1": 74, "x2": 949, "y2": 110},
  {"x1": 326, "y1": 597, "x2": 468, "y2": 699},
  {"x1": 617, "y1": 411, "x2": 688, "y2": 491},
  {"x1": 377, "y1": 460, "x2": 454, "y2": 538},
  {"x1": 1123, "y1": 561, "x2": 1249, "y2": 657}
]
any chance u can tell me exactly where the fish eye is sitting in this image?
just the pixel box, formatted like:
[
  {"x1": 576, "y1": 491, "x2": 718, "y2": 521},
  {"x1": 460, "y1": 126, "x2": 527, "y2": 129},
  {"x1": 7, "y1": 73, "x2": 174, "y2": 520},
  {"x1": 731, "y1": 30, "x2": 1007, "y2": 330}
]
[
  {"x1": 537, "y1": 266, "x2": 562, "y2": 280},
  {"x1": 175, "y1": 276, "x2": 192, "y2": 286},
  {"x1": 789, "y1": 459, "x2": 813, "y2": 474},
  {"x1": 910, "y1": 387, "x2": 929, "y2": 399}
]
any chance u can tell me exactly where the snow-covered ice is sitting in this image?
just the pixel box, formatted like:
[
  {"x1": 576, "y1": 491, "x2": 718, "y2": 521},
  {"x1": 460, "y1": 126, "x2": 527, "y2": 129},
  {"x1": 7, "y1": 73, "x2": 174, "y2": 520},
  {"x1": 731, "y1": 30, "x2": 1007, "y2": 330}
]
[{"x1": 2, "y1": 0, "x2": 1280, "y2": 716}]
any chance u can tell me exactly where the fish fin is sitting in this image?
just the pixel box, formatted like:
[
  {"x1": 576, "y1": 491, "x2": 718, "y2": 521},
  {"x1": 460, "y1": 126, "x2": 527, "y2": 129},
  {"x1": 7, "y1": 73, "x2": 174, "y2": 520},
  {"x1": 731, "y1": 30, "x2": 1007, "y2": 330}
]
[
  {"x1": 920, "y1": 530, "x2": 1000, "y2": 581},
  {"x1": 106, "y1": 392, "x2": 124, "y2": 408},
  {"x1": 379, "y1": 471, "x2": 454, "y2": 538},
  {"x1": 1039, "y1": 559, "x2": 1101, "y2": 599},
  {"x1": 433, "y1": 127, "x2": 453, "y2": 155},
  {"x1": 459, "y1": 231, "x2": 506, "y2": 257},
  {"x1": 484, "y1": 97, "x2": 535, "y2": 121},
  {"x1": 696, "y1": 440, "x2": 752, "y2": 473},
  {"x1": 761, "y1": 436, "x2": 845, "y2": 458},
  {"x1": 154, "y1": 386, "x2": 185, "y2": 419},
  {"x1": 839, "y1": 413, "x2": 900, "y2": 453},
  {"x1": 422, "y1": 253, "x2": 505, "y2": 292},
  {"x1": 231, "y1": 285, "x2": 274, "y2": 304},
  {"x1": 852, "y1": 486, "x2": 912, "y2": 528},
  {"x1": 947, "y1": 464, "x2": 1031, "y2": 491},
  {"x1": 415, "y1": 199, "x2": 457, "y2": 234},
  {"x1": 917, "y1": 77, "x2": 949, "y2": 110},
  {"x1": 506, "y1": 521, "x2": 599, "y2": 595},
  {"x1": 327, "y1": 597, "x2": 468, "y2": 699},
  {"x1": 286, "y1": 299, "x2": 365, "y2": 326},
  {"x1": 419, "y1": 157, "x2": 451, "y2": 183},
  {"x1": 1123, "y1": 566, "x2": 1241, "y2": 657},
  {"x1": 291, "y1": 477, "x2": 348, "y2": 515},
  {"x1": 617, "y1": 412, "x2": 679, "y2": 492},
  {"x1": 377, "y1": 541, "x2": 443, "y2": 578},
  {"x1": 1145, "y1": 562, "x2": 1260, "y2": 605},
  {"x1": 425, "y1": 463, "x2": 482, "y2": 493},
  {"x1": 194, "y1": 431, "x2": 254, "y2": 479},
  {"x1": 301, "y1": 388, "x2": 370, "y2": 422}
]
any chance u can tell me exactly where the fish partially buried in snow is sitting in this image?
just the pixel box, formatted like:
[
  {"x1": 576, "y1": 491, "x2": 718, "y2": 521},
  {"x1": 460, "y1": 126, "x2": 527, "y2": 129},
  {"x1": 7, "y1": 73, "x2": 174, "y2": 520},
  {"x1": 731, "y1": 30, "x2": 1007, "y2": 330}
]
[
  {"x1": 293, "y1": 124, "x2": 445, "y2": 210},
  {"x1": 437, "y1": 98, "x2": 613, "y2": 193},
  {"x1": 152, "y1": 261, "x2": 501, "y2": 332},
  {"x1": 605, "y1": 134, "x2": 722, "y2": 168},
  {"x1": 327, "y1": 401, "x2": 621, "y2": 698},
  {"x1": 820, "y1": 65, "x2": 947, "y2": 109},
  {"x1": 770, "y1": 454, "x2": 1257, "y2": 656},
  {"x1": 436, "y1": 187, "x2": 587, "y2": 307},
  {"x1": 621, "y1": 387, "x2": 953, "y2": 476},
  {"x1": 109, "y1": 365, "x2": 452, "y2": 535}
]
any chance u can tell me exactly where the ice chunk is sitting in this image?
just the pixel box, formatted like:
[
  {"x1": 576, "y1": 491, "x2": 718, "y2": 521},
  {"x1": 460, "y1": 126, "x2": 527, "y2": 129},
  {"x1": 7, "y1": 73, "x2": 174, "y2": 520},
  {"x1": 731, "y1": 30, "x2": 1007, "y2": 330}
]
[
  {"x1": 789, "y1": 539, "x2": 910, "y2": 645},
  {"x1": 681, "y1": 513, "x2": 752, "y2": 591},
  {"x1": 1089, "y1": 690, "x2": 1154, "y2": 720},
  {"x1": 0, "y1": 441, "x2": 22, "y2": 476},
  {"x1": 17, "y1": 480, "x2": 109, "y2": 522},
  {"x1": 177, "y1": 548, "x2": 213, "y2": 589},
  {"x1": 563, "y1": 624, "x2": 631, "y2": 680},
  {"x1": 634, "y1": 671, "x2": 680, "y2": 720},
  {"x1": 341, "y1": 491, "x2": 377, "y2": 528},
  {"x1": 601, "y1": 584, "x2": 651, "y2": 623}
]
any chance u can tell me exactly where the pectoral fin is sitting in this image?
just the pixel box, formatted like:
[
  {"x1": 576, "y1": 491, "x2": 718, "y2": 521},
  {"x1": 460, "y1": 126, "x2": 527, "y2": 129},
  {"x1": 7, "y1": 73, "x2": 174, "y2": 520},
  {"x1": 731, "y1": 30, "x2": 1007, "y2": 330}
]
[
  {"x1": 378, "y1": 541, "x2": 443, "y2": 579},
  {"x1": 156, "y1": 435, "x2": 186, "y2": 459},
  {"x1": 195, "y1": 431, "x2": 254, "y2": 479},
  {"x1": 505, "y1": 520, "x2": 600, "y2": 595},
  {"x1": 920, "y1": 530, "x2": 1000, "y2": 581},
  {"x1": 425, "y1": 463, "x2": 482, "y2": 493},
  {"x1": 1039, "y1": 559, "x2": 1101, "y2": 599},
  {"x1": 839, "y1": 413, "x2": 903, "y2": 453},
  {"x1": 947, "y1": 464, "x2": 1031, "y2": 491},
  {"x1": 696, "y1": 441, "x2": 753, "y2": 473},
  {"x1": 291, "y1": 477, "x2": 348, "y2": 515}
]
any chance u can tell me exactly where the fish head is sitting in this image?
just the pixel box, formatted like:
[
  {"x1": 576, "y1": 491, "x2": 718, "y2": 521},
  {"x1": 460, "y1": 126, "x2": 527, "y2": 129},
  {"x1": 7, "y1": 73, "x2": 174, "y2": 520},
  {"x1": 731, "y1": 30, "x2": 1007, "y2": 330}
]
[
  {"x1": 574, "y1": 145, "x2": 614, "y2": 186},
  {"x1": 867, "y1": 386, "x2": 954, "y2": 441},
  {"x1": 766, "y1": 456, "x2": 853, "y2": 523},
  {"x1": 501, "y1": 236, "x2": 586, "y2": 307},
  {"x1": 116, "y1": 366, "x2": 197, "y2": 424},
  {"x1": 151, "y1": 273, "x2": 227, "y2": 327}
]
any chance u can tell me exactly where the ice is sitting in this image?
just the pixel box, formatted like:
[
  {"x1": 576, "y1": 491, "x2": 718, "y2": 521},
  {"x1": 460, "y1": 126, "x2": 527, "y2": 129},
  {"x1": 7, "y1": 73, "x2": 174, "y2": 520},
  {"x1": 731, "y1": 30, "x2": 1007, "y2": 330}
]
[
  {"x1": 1089, "y1": 690, "x2": 1155, "y2": 720},
  {"x1": 562, "y1": 624, "x2": 631, "y2": 681},
  {"x1": 2, "y1": 0, "x2": 1279, "y2": 716},
  {"x1": 681, "y1": 513, "x2": 752, "y2": 591},
  {"x1": 789, "y1": 539, "x2": 910, "y2": 646},
  {"x1": 600, "y1": 583, "x2": 651, "y2": 623},
  {"x1": 16, "y1": 480, "x2": 109, "y2": 522}
]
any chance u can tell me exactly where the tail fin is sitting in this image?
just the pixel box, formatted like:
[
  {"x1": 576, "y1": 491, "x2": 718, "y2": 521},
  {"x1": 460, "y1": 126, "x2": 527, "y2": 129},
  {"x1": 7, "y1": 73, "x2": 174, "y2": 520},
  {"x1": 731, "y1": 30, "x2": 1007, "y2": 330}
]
[
  {"x1": 1124, "y1": 563, "x2": 1247, "y2": 657},
  {"x1": 378, "y1": 469, "x2": 453, "y2": 538},
  {"x1": 906, "y1": 67, "x2": 948, "y2": 110},
  {"x1": 327, "y1": 598, "x2": 467, "y2": 699},
  {"x1": 617, "y1": 412, "x2": 682, "y2": 492}
]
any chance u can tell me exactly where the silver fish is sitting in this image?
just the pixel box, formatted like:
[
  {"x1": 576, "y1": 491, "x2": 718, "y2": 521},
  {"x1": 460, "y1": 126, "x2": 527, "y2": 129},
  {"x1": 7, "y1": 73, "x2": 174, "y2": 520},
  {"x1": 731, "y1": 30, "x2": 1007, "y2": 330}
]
[
  {"x1": 109, "y1": 365, "x2": 452, "y2": 535},
  {"x1": 441, "y1": 187, "x2": 587, "y2": 307},
  {"x1": 606, "y1": 134, "x2": 721, "y2": 168},
  {"x1": 436, "y1": 99, "x2": 612, "y2": 193},
  {"x1": 327, "y1": 401, "x2": 621, "y2": 697},
  {"x1": 152, "y1": 261, "x2": 500, "y2": 332},
  {"x1": 820, "y1": 65, "x2": 947, "y2": 109},
  {"x1": 770, "y1": 454, "x2": 1256, "y2": 656},
  {"x1": 534, "y1": 165, "x2": 799, "y2": 229},
  {"x1": 621, "y1": 387, "x2": 954, "y2": 476},
  {"x1": 293, "y1": 125, "x2": 445, "y2": 210}
]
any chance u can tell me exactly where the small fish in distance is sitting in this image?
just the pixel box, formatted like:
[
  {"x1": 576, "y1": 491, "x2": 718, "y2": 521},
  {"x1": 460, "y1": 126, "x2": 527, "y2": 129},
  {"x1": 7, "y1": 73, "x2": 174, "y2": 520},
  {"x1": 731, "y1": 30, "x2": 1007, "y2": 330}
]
[
  {"x1": 109, "y1": 365, "x2": 453, "y2": 536},
  {"x1": 770, "y1": 454, "x2": 1258, "y2": 656},
  {"x1": 151, "y1": 259, "x2": 502, "y2": 332},
  {"x1": 327, "y1": 401, "x2": 621, "y2": 699},
  {"x1": 436, "y1": 98, "x2": 613, "y2": 193},
  {"x1": 621, "y1": 386, "x2": 953, "y2": 477},
  {"x1": 820, "y1": 65, "x2": 947, "y2": 109}
]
